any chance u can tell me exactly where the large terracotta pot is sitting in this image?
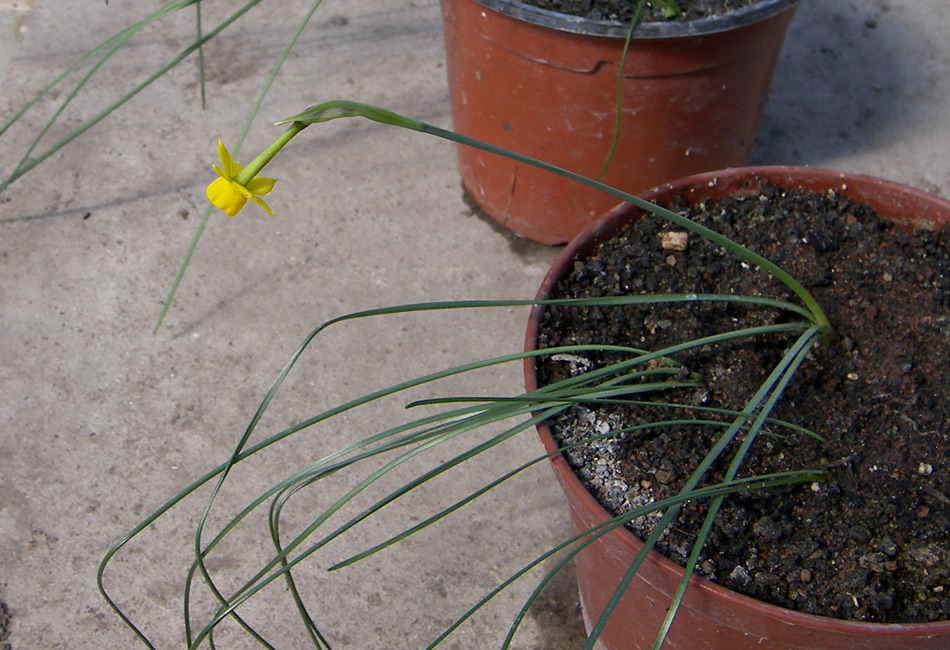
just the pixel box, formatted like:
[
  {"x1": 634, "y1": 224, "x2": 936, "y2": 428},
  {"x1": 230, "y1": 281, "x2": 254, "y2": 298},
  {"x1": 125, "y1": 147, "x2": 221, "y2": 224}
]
[
  {"x1": 440, "y1": 0, "x2": 799, "y2": 245},
  {"x1": 523, "y1": 167, "x2": 950, "y2": 648}
]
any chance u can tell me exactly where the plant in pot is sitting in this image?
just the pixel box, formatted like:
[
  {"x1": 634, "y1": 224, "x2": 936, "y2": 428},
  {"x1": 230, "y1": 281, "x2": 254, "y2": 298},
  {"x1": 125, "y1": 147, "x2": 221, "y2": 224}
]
[
  {"x1": 440, "y1": 0, "x2": 800, "y2": 244},
  {"x1": 525, "y1": 166, "x2": 950, "y2": 648},
  {"x1": 98, "y1": 103, "x2": 949, "y2": 649}
]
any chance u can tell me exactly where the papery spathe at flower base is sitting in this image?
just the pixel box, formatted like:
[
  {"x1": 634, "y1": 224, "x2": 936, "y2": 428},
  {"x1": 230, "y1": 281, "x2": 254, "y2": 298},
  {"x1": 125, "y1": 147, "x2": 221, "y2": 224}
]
[{"x1": 206, "y1": 138, "x2": 277, "y2": 217}]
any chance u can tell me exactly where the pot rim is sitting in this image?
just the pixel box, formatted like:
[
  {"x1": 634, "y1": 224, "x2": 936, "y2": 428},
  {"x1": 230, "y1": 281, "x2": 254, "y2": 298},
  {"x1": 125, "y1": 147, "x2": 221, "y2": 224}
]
[
  {"x1": 524, "y1": 165, "x2": 950, "y2": 636},
  {"x1": 471, "y1": 0, "x2": 800, "y2": 39}
]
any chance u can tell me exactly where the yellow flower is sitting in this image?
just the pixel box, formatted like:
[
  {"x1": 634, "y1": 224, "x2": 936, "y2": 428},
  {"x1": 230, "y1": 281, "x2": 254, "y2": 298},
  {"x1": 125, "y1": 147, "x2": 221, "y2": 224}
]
[{"x1": 206, "y1": 138, "x2": 277, "y2": 217}]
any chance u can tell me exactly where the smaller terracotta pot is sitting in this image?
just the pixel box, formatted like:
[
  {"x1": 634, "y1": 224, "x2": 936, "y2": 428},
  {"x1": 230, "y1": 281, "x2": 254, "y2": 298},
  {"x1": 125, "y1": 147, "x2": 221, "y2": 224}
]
[
  {"x1": 523, "y1": 167, "x2": 950, "y2": 649},
  {"x1": 441, "y1": 0, "x2": 799, "y2": 245}
]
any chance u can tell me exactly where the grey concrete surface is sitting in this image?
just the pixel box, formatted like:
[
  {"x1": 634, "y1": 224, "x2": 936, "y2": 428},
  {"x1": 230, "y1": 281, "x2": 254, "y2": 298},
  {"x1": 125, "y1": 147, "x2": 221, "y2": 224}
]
[{"x1": 0, "y1": 0, "x2": 948, "y2": 648}]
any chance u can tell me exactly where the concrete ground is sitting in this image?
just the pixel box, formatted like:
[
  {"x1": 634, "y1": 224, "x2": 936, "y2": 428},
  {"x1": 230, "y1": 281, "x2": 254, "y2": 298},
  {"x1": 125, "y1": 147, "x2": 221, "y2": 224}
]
[{"x1": 0, "y1": 0, "x2": 948, "y2": 648}]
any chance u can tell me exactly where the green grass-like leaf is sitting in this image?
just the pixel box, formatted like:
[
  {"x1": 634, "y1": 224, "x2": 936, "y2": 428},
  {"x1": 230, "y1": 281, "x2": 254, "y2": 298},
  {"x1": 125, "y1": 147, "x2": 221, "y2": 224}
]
[{"x1": 101, "y1": 294, "x2": 827, "y2": 648}]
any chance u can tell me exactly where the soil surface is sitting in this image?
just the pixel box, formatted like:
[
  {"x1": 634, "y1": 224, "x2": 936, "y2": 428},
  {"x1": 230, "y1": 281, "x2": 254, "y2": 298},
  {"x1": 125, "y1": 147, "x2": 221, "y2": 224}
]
[
  {"x1": 520, "y1": 0, "x2": 762, "y2": 23},
  {"x1": 534, "y1": 182, "x2": 950, "y2": 623}
]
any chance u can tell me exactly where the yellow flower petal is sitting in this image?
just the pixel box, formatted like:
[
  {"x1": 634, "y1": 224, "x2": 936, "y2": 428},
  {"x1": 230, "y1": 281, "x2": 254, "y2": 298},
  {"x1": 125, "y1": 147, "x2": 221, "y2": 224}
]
[
  {"x1": 206, "y1": 177, "x2": 248, "y2": 217},
  {"x1": 248, "y1": 194, "x2": 275, "y2": 215},
  {"x1": 244, "y1": 176, "x2": 276, "y2": 196},
  {"x1": 217, "y1": 138, "x2": 242, "y2": 178}
]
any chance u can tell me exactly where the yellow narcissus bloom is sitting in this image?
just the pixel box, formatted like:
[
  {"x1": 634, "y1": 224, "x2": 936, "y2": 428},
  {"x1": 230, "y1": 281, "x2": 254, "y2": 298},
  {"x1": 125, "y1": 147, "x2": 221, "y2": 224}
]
[{"x1": 206, "y1": 138, "x2": 277, "y2": 217}]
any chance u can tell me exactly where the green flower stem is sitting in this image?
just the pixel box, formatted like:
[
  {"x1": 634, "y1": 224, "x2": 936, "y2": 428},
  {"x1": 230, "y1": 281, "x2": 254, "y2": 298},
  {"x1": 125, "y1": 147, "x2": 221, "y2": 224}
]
[
  {"x1": 233, "y1": 121, "x2": 306, "y2": 185},
  {"x1": 277, "y1": 101, "x2": 833, "y2": 334}
]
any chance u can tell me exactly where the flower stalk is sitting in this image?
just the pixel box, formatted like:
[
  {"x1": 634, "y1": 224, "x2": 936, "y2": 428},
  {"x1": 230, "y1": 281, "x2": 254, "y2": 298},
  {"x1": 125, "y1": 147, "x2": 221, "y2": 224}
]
[
  {"x1": 269, "y1": 100, "x2": 834, "y2": 335},
  {"x1": 234, "y1": 120, "x2": 307, "y2": 187}
]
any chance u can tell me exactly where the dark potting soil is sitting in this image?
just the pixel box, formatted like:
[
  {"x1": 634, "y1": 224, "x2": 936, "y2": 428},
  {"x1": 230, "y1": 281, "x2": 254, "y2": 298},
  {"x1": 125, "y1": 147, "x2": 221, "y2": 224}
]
[
  {"x1": 519, "y1": 0, "x2": 761, "y2": 24},
  {"x1": 534, "y1": 182, "x2": 950, "y2": 623}
]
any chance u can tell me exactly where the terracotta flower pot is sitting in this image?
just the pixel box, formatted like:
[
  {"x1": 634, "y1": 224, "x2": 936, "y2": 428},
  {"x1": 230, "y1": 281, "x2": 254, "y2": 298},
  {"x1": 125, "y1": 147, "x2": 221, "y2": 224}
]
[
  {"x1": 440, "y1": 0, "x2": 799, "y2": 245},
  {"x1": 523, "y1": 167, "x2": 950, "y2": 648}
]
